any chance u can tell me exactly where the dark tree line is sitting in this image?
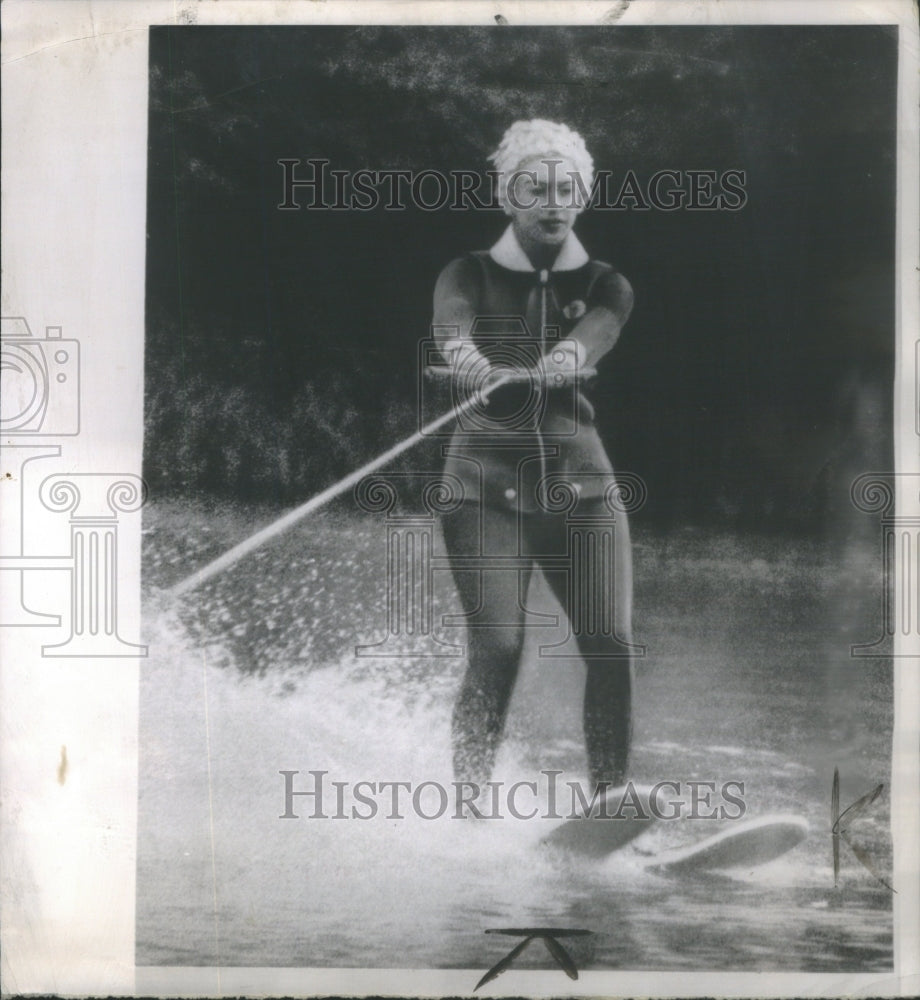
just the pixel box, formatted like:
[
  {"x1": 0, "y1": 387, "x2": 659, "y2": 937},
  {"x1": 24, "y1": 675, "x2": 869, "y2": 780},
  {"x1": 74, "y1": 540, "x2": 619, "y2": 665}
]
[{"x1": 144, "y1": 25, "x2": 896, "y2": 528}]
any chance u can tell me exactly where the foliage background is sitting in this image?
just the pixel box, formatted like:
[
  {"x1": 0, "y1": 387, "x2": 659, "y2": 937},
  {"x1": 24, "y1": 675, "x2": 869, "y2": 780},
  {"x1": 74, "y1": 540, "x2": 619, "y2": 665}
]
[{"x1": 144, "y1": 25, "x2": 896, "y2": 529}]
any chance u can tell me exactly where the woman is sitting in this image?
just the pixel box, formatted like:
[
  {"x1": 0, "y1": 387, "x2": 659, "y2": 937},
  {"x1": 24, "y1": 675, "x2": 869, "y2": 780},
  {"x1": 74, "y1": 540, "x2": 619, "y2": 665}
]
[{"x1": 432, "y1": 120, "x2": 636, "y2": 792}]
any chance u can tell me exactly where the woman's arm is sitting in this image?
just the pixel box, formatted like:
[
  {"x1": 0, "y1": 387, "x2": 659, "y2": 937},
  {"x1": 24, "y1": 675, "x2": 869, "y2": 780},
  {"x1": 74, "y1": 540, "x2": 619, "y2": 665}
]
[
  {"x1": 432, "y1": 257, "x2": 489, "y2": 370},
  {"x1": 555, "y1": 271, "x2": 635, "y2": 372},
  {"x1": 434, "y1": 258, "x2": 633, "y2": 381}
]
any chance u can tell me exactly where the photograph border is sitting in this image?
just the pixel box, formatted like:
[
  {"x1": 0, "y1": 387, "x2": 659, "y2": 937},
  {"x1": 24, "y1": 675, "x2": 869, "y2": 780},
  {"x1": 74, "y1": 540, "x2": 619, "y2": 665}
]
[{"x1": 2, "y1": 1, "x2": 918, "y2": 996}]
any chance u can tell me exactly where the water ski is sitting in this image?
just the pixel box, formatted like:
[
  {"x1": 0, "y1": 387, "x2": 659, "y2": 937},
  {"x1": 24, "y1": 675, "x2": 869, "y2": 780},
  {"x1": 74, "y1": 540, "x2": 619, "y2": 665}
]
[
  {"x1": 540, "y1": 783, "x2": 660, "y2": 858},
  {"x1": 642, "y1": 814, "x2": 809, "y2": 874}
]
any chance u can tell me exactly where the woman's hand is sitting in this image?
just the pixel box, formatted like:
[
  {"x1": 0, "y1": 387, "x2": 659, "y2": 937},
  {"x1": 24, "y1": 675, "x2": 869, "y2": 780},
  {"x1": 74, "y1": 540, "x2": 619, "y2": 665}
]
[
  {"x1": 539, "y1": 340, "x2": 597, "y2": 385},
  {"x1": 426, "y1": 340, "x2": 496, "y2": 396},
  {"x1": 494, "y1": 341, "x2": 596, "y2": 386},
  {"x1": 426, "y1": 339, "x2": 595, "y2": 396}
]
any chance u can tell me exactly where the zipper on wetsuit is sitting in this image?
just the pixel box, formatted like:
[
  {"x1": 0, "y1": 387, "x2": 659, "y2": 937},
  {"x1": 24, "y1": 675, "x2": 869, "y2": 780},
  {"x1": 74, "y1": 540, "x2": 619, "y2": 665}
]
[{"x1": 537, "y1": 268, "x2": 549, "y2": 489}]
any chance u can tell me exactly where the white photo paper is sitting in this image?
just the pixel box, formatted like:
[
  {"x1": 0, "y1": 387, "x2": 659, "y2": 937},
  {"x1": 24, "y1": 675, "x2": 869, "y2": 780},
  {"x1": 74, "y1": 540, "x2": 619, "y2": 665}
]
[{"x1": 1, "y1": 1, "x2": 918, "y2": 996}]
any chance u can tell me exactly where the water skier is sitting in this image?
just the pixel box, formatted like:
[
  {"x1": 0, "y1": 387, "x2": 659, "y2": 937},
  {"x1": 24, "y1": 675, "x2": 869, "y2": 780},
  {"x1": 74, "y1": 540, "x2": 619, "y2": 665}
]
[{"x1": 432, "y1": 120, "x2": 637, "y2": 792}]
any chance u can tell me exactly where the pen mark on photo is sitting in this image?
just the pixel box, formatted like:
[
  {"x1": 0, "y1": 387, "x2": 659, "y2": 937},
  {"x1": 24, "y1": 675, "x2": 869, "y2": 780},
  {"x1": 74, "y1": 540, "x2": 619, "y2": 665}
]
[
  {"x1": 476, "y1": 928, "x2": 591, "y2": 990},
  {"x1": 831, "y1": 767, "x2": 894, "y2": 892},
  {"x1": 601, "y1": 1, "x2": 631, "y2": 23}
]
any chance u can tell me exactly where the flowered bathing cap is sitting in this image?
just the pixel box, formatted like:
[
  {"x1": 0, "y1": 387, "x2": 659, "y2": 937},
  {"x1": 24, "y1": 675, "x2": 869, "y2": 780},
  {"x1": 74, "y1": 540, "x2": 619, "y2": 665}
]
[{"x1": 489, "y1": 119, "x2": 594, "y2": 207}]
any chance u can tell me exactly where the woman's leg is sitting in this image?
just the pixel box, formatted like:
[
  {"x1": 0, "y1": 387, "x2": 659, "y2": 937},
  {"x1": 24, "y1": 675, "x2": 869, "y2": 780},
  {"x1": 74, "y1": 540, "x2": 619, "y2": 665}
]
[
  {"x1": 582, "y1": 656, "x2": 633, "y2": 788},
  {"x1": 440, "y1": 503, "x2": 533, "y2": 788},
  {"x1": 532, "y1": 500, "x2": 634, "y2": 787}
]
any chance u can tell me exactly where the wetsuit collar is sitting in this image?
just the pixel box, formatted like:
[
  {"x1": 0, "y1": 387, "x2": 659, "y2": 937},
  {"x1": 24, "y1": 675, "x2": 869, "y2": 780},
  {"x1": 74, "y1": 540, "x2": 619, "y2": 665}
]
[{"x1": 489, "y1": 225, "x2": 589, "y2": 273}]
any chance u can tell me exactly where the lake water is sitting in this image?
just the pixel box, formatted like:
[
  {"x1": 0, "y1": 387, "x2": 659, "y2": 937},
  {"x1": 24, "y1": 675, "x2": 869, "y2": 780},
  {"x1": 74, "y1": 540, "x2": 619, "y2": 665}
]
[{"x1": 137, "y1": 503, "x2": 893, "y2": 973}]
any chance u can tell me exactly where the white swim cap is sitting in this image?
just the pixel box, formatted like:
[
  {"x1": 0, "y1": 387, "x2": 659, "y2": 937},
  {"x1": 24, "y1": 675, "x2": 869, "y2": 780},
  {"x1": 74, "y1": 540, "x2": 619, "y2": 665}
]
[{"x1": 489, "y1": 119, "x2": 594, "y2": 207}]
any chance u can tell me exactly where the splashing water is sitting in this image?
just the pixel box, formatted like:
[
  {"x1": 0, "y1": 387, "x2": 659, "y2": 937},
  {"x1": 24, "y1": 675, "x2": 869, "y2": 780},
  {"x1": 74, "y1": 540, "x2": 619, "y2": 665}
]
[{"x1": 138, "y1": 512, "x2": 894, "y2": 973}]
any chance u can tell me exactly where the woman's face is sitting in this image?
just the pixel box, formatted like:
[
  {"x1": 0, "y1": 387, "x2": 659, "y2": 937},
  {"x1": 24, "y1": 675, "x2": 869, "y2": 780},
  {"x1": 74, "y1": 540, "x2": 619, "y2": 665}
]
[{"x1": 504, "y1": 153, "x2": 581, "y2": 252}]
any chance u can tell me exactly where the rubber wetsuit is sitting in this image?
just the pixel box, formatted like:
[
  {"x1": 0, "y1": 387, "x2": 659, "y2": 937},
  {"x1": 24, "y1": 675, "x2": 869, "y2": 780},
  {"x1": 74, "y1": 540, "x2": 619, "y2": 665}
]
[{"x1": 432, "y1": 226, "x2": 636, "y2": 789}]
